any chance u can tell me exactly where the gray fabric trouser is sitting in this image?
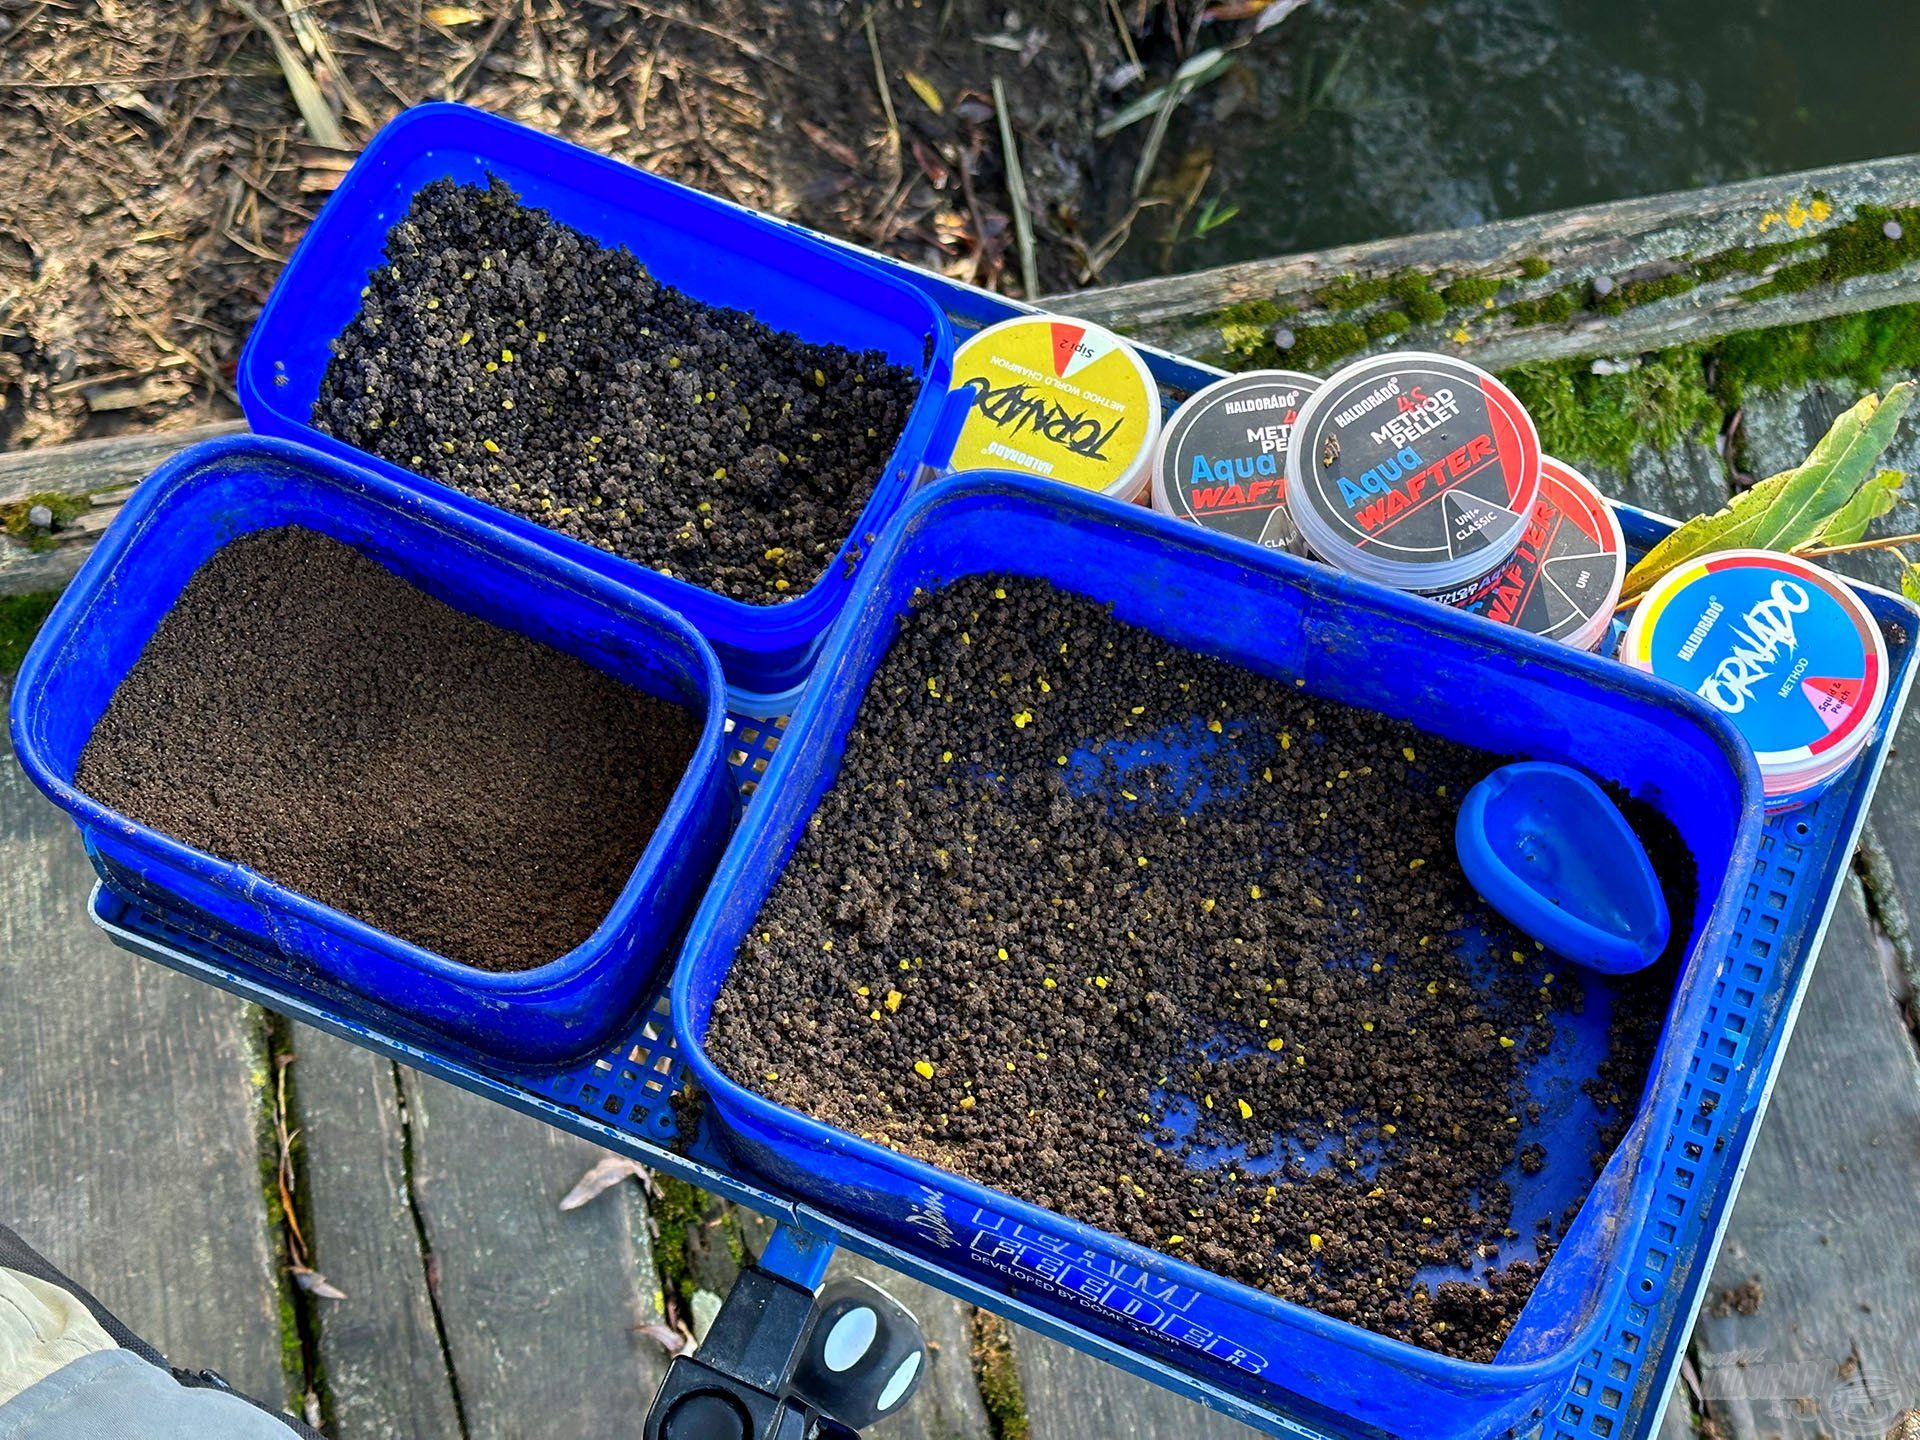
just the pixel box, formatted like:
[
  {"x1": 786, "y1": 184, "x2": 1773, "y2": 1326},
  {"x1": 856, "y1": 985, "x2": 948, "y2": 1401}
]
[
  {"x1": 0, "y1": 1266, "x2": 299, "y2": 1439},
  {"x1": 0, "y1": 1349, "x2": 300, "y2": 1439}
]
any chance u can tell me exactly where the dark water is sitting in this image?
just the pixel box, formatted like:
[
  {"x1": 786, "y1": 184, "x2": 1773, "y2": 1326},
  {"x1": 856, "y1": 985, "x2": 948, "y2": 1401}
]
[{"x1": 1131, "y1": 0, "x2": 1920, "y2": 275}]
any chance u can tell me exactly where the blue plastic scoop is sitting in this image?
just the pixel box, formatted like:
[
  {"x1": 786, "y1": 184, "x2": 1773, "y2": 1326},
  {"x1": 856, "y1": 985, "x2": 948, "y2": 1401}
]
[{"x1": 1455, "y1": 761, "x2": 1670, "y2": 975}]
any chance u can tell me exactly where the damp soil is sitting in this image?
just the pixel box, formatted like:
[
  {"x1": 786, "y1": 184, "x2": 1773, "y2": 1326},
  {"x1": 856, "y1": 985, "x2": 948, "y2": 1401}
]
[
  {"x1": 708, "y1": 573, "x2": 1696, "y2": 1361},
  {"x1": 75, "y1": 526, "x2": 700, "y2": 972},
  {"x1": 313, "y1": 176, "x2": 921, "y2": 603}
]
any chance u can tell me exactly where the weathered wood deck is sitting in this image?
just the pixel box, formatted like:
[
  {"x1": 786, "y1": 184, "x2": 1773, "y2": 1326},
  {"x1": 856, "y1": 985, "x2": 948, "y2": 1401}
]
[{"x1": 6, "y1": 166, "x2": 1920, "y2": 1437}]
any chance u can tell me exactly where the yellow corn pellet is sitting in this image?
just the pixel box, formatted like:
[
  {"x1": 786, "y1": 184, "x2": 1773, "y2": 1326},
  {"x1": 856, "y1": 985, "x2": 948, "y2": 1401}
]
[{"x1": 913, "y1": 1060, "x2": 935, "y2": 1080}]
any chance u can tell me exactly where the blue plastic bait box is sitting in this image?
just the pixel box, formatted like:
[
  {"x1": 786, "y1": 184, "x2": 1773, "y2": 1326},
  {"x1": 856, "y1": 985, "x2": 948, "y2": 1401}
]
[
  {"x1": 237, "y1": 102, "x2": 964, "y2": 707},
  {"x1": 672, "y1": 471, "x2": 1767, "y2": 1440},
  {"x1": 8, "y1": 436, "x2": 736, "y2": 1067}
]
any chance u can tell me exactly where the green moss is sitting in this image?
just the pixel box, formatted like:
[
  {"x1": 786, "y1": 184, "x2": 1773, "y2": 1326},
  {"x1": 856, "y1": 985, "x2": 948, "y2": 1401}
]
[
  {"x1": 1317, "y1": 274, "x2": 1394, "y2": 311},
  {"x1": 1211, "y1": 297, "x2": 1293, "y2": 330},
  {"x1": 1504, "y1": 288, "x2": 1580, "y2": 327},
  {"x1": 1743, "y1": 203, "x2": 1920, "y2": 299},
  {"x1": 0, "y1": 592, "x2": 57, "y2": 678},
  {"x1": 1518, "y1": 256, "x2": 1552, "y2": 280},
  {"x1": 1441, "y1": 276, "x2": 1502, "y2": 308},
  {"x1": 971, "y1": 1311, "x2": 1031, "y2": 1440},
  {"x1": 2, "y1": 491, "x2": 90, "y2": 553},
  {"x1": 1365, "y1": 308, "x2": 1412, "y2": 341},
  {"x1": 1221, "y1": 320, "x2": 1278, "y2": 365},
  {"x1": 651, "y1": 1175, "x2": 712, "y2": 1311},
  {"x1": 1597, "y1": 272, "x2": 1701, "y2": 316},
  {"x1": 1712, "y1": 303, "x2": 1920, "y2": 406},
  {"x1": 1694, "y1": 241, "x2": 1797, "y2": 282},
  {"x1": 1283, "y1": 321, "x2": 1371, "y2": 371},
  {"x1": 1390, "y1": 270, "x2": 1447, "y2": 324},
  {"x1": 1502, "y1": 347, "x2": 1721, "y2": 473}
]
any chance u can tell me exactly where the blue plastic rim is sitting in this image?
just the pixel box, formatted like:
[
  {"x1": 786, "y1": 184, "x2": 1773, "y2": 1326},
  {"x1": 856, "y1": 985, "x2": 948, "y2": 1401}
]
[
  {"x1": 671, "y1": 470, "x2": 1768, "y2": 1440},
  {"x1": 9, "y1": 435, "x2": 737, "y2": 1068},
  {"x1": 237, "y1": 101, "x2": 966, "y2": 699}
]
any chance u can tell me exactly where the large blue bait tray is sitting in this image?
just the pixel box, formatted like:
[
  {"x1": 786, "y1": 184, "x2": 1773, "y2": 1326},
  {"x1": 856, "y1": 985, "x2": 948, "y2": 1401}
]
[
  {"x1": 670, "y1": 471, "x2": 1764, "y2": 1439},
  {"x1": 62, "y1": 247, "x2": 1920, "y2": 1438}
]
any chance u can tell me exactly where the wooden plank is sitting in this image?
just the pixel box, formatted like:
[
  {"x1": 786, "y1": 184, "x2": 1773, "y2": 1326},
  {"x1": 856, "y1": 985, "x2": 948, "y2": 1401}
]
[
  {"x1": 396, "y1": 1067, "x2": 671, "y2": 1438},
  {"x1": 1063, "y1": 153, "x2": 1920, "y2": 373},
  {"x1": 0, "y1": 422, "x2": 242, "y2": 597},
  {"x1": 1011, "y1": 1331, "x2": 1262, "y2": 1440},
  {"x1": 1583, "y1": 439, "x2": 1733, "y2": 526},
  {"x1": 1683, "y1": 885, "x2": 1920, "y2": 1440},
  {"x1": 0, "y1": 704, "x2": 289, "y2": 1403},
  {"x1": 289, "y1": 1029, "x2": 464, "y2": 1439},
  {"x1": 0, "y1": 420, "x2": 244, "y2": 506}
]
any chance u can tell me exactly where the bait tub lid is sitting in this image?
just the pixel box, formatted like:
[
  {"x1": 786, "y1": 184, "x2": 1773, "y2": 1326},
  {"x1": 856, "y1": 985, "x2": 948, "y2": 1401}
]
[
  {"x1": 1286, "y1": 351, "x2": 1541, "y2": 595},
  {"x1": 1619, "y1": 547, "x2": 1889, "y2": 798},
  {"x1": 947, "y1": 316, "x2": 1161, "y2": 502},
  {"x1": 1150, "y1": 369, "x2": 1321, "y2": 552},
  {"x1": 1460, "y1": 457, "x2": 1626, "y2": 651}
]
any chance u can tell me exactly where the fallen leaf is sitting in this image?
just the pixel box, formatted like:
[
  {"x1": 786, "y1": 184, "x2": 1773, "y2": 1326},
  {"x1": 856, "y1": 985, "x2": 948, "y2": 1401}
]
[
  {"x1": 1816, "y1": 468, "x2": 1904, "y2": 546},
  {"x1": 1747, "y1": 385, "x2": 1914, "y2": 551},
  {"x1": 1621, "y1": 382, "x2": 1916, "y2": 600},
  {"x1": 1095, "y1": 48, "x2": 1236, "y2": 137},
  {"x1": 636, "y1": 1321, "x2": 697, "y2": 1357},
  {"x1": 910, "y1": 137, "x2": 950, "y2": 187},
  {"x1": 291, "y1": 1267, "x2": 346, "y2": 1300},
  {"x1": 1254, "y1": 0, "x2": 1312, "y2": 31},
  {"x1": 904, "y1": 69, "x2": 945, "y2": 115},
  {"x1": 798, "y1": 120, "x2": 861, "y2": 170},
  {"x1": 226, "y1": 0, "x2": 346, "y2": 150},
  {"x1": 560, "y1": 1153, "x2": 650, "y2": 1210},
  {"x1": 425, "y1": 5, "x2": 488, "y2": 23}
]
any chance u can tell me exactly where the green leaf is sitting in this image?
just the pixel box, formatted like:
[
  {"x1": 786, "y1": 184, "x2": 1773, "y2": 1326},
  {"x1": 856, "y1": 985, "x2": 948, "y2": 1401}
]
[
  {"x1": 1621, "y1": 382, "x2": 1915, "y2": 600},
  {"x1": 1620, "y1": 471, "x2": 1789, "y2": 601},
  {"x1": 1815, "y1": 468, "x2": 1905, "y2": 547},
  {"x1": 1903, "y1": 561, "x2": 1920, "y2": 606},
  {"x1": 1747, "y1": 383, "x2": 1913, "y2": 550},
  {"x1": 1095, "y1": 48, "x2": 1236, "y2": 137}
]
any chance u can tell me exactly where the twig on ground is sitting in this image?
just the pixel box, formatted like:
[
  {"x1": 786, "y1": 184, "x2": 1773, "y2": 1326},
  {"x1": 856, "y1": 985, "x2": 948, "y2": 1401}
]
[
  {"x1": 865, "y1": 14, "x2": 902, "y2": 178},
  {"x1": 992, "y1": 74, "x2": 1038, "y2": 298},
  {"x1": 225, "y1": 0, "x2": 348, "y2": 149},
  {"x1": 277, "y1": 0, "x2": 374, "y2": 127}
]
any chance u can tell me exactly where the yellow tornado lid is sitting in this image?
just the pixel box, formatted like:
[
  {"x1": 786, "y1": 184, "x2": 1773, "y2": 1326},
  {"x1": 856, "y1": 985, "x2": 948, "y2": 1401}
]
[{"x1": 946, "y1": 316, "x2": 1161, "y2": 501}]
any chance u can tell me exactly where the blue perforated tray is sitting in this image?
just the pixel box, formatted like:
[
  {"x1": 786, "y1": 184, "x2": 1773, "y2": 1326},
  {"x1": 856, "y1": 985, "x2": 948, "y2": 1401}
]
[{"x1": 89, "y1": 263, "x2": 1919, "y2": 1440}]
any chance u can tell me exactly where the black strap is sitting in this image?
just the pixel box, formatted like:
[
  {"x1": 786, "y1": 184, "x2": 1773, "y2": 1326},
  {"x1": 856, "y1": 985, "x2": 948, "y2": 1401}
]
[{"x1": 0, "y1": 1224, "x2": 326, "y2": 1438}]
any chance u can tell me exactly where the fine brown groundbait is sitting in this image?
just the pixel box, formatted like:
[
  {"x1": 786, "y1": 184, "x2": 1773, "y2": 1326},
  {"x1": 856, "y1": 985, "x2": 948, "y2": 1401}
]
[
  {"x1": 76, "y1": 527, "x2": 701, "y2": 972},
  {"x1": 312, "y1": 176, "x2": 921, "y2": 603},
  {"x1": 709, "y1": 574, "x2": 1690, "y2": 1361}
]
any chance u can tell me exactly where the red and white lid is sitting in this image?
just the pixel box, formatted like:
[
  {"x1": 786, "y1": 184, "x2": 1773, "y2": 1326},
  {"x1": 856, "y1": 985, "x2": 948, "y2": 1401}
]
[
  {"x1": 1459, "y1": 458, "x2": 1626, "y2": 651},
  {"x1": 1285, "y1": 351, "x2": 1541, "y2": 596}
]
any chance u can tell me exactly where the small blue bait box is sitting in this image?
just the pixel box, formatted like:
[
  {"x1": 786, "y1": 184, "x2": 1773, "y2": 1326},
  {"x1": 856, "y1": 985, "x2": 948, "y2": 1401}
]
[
  {"x1": 9, "y1": 436, "x2": 736, "y2": 1067},
  {"x1": 237, "y1": 102, "x2": 964, "y2": 705},
  {"x1": 673, "y1": 471, "x2": 1766, "y2": 1440}
]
